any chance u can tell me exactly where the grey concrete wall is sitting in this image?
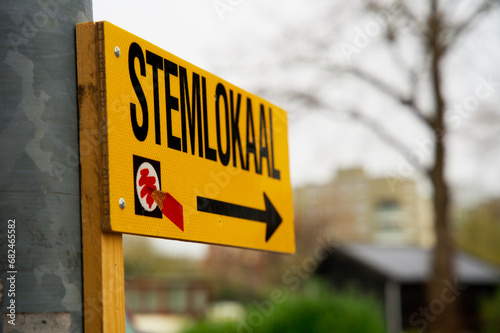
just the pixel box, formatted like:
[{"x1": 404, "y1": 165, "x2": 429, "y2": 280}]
[{"x1": 0, "y1": 0, "x2": 92, "y2": 332}]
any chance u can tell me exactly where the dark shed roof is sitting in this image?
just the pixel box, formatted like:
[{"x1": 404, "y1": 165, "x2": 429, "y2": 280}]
[{"x1": 332, "y1": 244, "x2": 500, "y2": 284}]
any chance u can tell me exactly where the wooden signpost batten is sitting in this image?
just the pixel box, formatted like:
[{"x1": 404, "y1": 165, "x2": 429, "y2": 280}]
[{"x1": 76, "y1": 21, "x2": 125, "y2": 333}]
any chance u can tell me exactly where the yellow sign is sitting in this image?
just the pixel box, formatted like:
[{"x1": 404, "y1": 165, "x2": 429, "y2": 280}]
[{"x1": 94, "y1": 21, "x2": 294, "y2": 253}]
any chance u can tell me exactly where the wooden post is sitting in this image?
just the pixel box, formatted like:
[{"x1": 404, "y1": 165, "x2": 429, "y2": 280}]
[{"x1": 76, "y1": 21, "x2": 125, "y2": 333}]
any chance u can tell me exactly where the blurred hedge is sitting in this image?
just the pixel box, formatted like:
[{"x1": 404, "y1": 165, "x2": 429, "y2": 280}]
[
  {"x1": 182, "y1": 281, "x2": 385, "y2": 333},
  {"x1": 481, "y1": 287, "x2": 500, "y2": 333}
]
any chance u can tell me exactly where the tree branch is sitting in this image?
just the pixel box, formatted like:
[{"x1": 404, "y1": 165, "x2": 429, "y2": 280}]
[
  {"x1": 345, "y1": 109, "x2": 427, "y2": 173},
  {"x1": 443, "y1": 0, "x2": 499, "y2": 52},
  {"x1": 286, "y1": 91, "x2": 427, "y2": 173},
  {"x1": 337, "y1": 66, "x2": 434, "y2": 128},
  {"x1": 397, "y1": 1, "x2": 429, "y2": 39}
]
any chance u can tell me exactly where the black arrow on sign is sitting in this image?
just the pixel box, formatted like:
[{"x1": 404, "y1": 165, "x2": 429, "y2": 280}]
[{"x1": 197, "y1": 193, "x2": 282, "y2": 242}]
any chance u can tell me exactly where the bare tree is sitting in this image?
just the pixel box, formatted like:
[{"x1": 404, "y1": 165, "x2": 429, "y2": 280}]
[{"x1": 264, "y1": 0, "x2": 500, "y2": 332}]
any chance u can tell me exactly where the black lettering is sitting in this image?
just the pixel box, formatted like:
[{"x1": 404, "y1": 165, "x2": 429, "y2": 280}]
[
  {"x1": 164, "y1": 59, "x2": 181, "y2": 151},
  {"x1": 259, "y1": 104, "x2": 270, "y2": 176},
  {"x1": 179, "y1": 67, "x2": 203, "y2": 156},
  {"x1": 230, "y1": 90, "x2": 245, "y2": 169},
  {"x1": 245, "y1": 98, "x2": 259, "y2": 173},
  {"x1": 146, "y1": 50, "x2": 163, "y2": 145},
  {"x1": 128, "y1": 42, "x2": 148, "y2": 142},
  {"x1": 215, "y1": 83, "x2": 230, "y2": 166},
  {"x1": 203, "y1": 77, "x2": 217, "y2": 161},
  {"x1": 269, "y1": 107, "x2": 281, "y2": 180}
]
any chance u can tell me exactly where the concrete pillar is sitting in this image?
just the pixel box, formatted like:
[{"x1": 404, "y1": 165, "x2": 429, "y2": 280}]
[
  {"x1": 0, "y1": 0, "x2": 92, "y2": 331},
  {"x1": 385, "y1": 279, "x2": 402, "y2": 333}
]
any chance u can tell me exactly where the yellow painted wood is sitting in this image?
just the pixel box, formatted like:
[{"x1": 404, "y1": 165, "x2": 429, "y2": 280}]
[{"x1": 84, "y1": 21, "x2": 295, "y2": 253}]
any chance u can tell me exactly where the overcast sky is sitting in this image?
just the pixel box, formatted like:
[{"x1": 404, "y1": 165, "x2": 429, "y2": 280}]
[{"x1": 93, "y1": 0, "x2": 500, "y2": 258}]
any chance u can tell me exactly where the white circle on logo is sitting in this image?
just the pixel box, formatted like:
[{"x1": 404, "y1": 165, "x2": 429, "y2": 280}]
[{"x1": 135, "y1": 162, "x2": 160, "y2": 212}]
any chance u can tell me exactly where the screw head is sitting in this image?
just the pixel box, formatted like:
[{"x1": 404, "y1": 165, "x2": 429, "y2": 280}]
[
  {"x1": 114, "y1": 46, "x2": 120, "y2": 57},
  {"x1": 119, "y1": 198, "x2": 125, "y2": 209}
]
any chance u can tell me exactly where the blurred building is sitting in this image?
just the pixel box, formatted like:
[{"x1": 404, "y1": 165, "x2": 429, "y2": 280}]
[
  {"x1": 125, "y1": 277, "x2": 211, "y2": 333},
  {"x1": 454, "y1": 196, "x2": 500, "y2": 266},
  {"x1": 294, "y1": 168, "x2": 434, "y2": 247},
  {"x1": 316, "y1": 243, "x2": 500, "y2": 333}
]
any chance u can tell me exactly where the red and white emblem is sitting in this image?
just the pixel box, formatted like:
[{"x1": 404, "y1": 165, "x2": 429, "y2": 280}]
[{"x1": 135, "y1": 162, "x2": 160, "y2": 212}]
